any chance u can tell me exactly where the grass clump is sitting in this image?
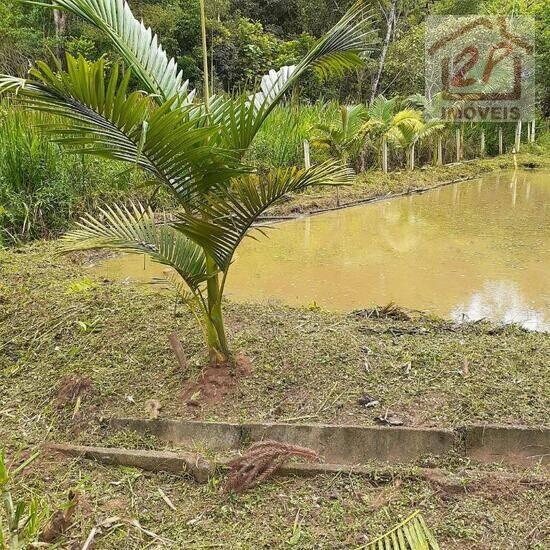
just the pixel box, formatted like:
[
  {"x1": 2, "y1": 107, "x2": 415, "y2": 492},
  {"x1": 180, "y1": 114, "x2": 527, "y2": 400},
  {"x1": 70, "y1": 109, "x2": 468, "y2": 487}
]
[{"x1": 0, "y1": 105, "x2": 173, "y2": 246}]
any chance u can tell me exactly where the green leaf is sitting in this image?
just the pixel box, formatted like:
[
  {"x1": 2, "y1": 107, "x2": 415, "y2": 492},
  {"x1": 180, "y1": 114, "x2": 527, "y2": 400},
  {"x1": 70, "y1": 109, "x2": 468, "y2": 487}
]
[
  {"x1": 0, "y1": 57, "x2": 246, "y2": 204},
  {"x1": 175, "y1": 161, "x2": 353, "y2": 269},
  {"x1": 61, "y1": 202, "x2": 209, "y2": 292},
  {"x1": 32, "y1": 0, "x2": 193, "y2": 104},
  {"x1": 365, "y1": 511, "x2": 440, "y2": 549}
]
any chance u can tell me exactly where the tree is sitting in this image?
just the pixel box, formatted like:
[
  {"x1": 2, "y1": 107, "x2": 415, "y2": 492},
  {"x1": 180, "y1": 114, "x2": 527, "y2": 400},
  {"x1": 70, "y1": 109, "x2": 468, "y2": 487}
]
[
  {"x1": 311, "y1": 104, "x2": 366, "y2": 169},
  {"x1": 363, "y1": 95, "x2": 421, "y2": 172},
  {"x1": 387, "y1": 111, "x2": 444, "y2": 170},
  {"x1": 0, "y1": 0, "x2": 375, "y2": 365},
  {"x1": 370, "y1": 0, "x2": 398, "y2": 102}
]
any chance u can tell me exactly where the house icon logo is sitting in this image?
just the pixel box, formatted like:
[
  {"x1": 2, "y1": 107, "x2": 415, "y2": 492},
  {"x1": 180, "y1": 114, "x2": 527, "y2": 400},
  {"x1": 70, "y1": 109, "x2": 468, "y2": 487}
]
[{"x1": 425, "y1": 16, "x2": 535, "y2": 122}]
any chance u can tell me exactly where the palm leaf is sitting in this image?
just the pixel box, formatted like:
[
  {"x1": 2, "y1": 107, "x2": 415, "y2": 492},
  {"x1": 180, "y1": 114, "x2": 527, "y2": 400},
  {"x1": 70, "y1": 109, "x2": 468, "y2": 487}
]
[
  {"x1": 31, "y1": 0, "x2": 193, "y2": 104},
  {"x1": 175, "y1": 161, "x2": 353, "y2": 269},
  {"x1": 365, "y1": 511, "x2": 440, "y2": 549},
  {"x1": 60, "y1": 202, "x2": 209, "y2": 291},
  {"x1": 0, "y1": 56, "x2": 245, "y2": 203},
  {"x1": 214, "y1": 1, "x2": 375, "y2": 153}
]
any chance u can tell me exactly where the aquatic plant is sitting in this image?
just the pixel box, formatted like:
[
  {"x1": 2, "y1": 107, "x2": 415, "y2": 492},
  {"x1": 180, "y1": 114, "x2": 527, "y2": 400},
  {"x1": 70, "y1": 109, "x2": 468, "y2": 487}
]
[{"x1": 0, "y1": 0, "x2": 375, "y2": 365}]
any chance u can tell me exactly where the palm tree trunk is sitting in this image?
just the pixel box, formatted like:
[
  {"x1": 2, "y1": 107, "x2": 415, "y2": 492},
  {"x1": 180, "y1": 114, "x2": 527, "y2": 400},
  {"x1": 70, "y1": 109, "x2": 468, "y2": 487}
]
[
  {"x1": 498, "y1": 126, "x2": 503, "y2": 155},
  {"x1": 409, "y1": 142, "x2": 415, "y2": 170},
  {"x1": 514, "y1": 120, "x2": 522, "y2": 153},
  {"x1": 437, "y1": 134, "x2": 443, "y2": 165},
  {"x1": 205, "y1": 255, "x2": 229, "y2": 365}
]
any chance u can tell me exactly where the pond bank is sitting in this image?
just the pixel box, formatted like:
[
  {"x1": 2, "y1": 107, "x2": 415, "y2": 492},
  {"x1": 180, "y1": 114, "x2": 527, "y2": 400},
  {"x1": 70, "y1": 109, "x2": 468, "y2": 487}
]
[
  {"x1": 266, "y1": 149, "x2": 550, "y2": 217},
  {"x1": 1, "y1": 243, "x2": 548, "y2": 430},
  {"x1": 1, "y1": 243, "x2": 549, "y2": 548}
]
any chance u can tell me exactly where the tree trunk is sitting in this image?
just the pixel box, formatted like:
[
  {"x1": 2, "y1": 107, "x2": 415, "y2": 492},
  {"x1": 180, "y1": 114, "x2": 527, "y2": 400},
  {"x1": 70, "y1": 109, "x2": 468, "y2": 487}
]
[
  {"x1": 205, "y1": 255, "x2": 229, "y2": 365},
  {"x1": 455, "y1": 127, "x2": 461, "y2": 161},
  {"x1": 480, "y1": 129, "x2": 485, "y2": 158},
  {"x1": 531, "y1": 119, "x2": 536, "y2": 143},
  {"x1": 437, "y1": 134, "x2": 443, "y2": 165},
  {"x1": 53, "y1": 7, "x2": 68, "y2": 60},
  {"x1": 370, "y1": 0, "x2": 398, "y2": 103},
  {"x1": 498, "y1": 126, "x2": 503, "y2": 155},
  {"x1": 409, "y1": 142, "x2": 415, "y2": 170}
]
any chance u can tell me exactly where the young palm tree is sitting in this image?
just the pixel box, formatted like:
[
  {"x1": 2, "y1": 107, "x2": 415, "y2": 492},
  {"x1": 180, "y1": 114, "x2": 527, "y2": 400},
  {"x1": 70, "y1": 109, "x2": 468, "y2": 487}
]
[
  {"x1": 388, "y1": 111, "x2": 445, "y2": 170},
  {"x1": 362, "y1": 95, "x2": 421, "y2": 173},
  {"x1": 311, "y1": 104, "x2": 367, "y2": 169},
  {"x1": 0, "y1": 0, "x2": 375, "y2": 365},
  {"x1": 406, "y1": 93, "x2": 449, "y2": 165}
]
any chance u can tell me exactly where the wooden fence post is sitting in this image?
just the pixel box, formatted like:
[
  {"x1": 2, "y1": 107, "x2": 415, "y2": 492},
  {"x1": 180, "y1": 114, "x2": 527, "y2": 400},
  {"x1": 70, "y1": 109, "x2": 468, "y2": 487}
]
[
  {"x1": 514, "y1": 120, "x2": 522, "y2": 153},
  {"x1": 303, "y1": 140, "x2": 311, "y2": 170},
  {"x1": 381, "y1": 136, "x2": 388, "y2": 173}
]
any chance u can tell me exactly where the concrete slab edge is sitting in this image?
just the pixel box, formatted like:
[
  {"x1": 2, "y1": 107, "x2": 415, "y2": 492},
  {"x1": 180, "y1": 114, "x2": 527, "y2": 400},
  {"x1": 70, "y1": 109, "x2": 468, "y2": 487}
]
[{"x1": 110, "y1": 418, "x2": 549, "y2": 467}]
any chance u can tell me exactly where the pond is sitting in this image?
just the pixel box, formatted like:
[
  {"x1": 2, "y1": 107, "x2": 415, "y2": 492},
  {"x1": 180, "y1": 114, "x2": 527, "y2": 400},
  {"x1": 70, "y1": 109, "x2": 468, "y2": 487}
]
[{"x1": 92, "y1": 170, "x2": 550, "y2": 331}]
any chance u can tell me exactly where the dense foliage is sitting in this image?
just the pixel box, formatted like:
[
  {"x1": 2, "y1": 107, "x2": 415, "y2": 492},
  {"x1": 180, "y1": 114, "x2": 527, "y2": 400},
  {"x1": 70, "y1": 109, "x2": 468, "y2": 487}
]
[
  {"x1": 0, "y1": 0, "x2": 548, "y2": 245},
  {"x1": 1, "y1": 0, "x2": 548, "y2": 110}
]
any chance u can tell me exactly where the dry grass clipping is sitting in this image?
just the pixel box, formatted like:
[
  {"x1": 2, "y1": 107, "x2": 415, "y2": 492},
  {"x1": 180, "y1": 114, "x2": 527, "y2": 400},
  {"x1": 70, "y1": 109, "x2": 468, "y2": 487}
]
[{"x1": 223, "y1": 440, "x2": 320, "y2": 494}]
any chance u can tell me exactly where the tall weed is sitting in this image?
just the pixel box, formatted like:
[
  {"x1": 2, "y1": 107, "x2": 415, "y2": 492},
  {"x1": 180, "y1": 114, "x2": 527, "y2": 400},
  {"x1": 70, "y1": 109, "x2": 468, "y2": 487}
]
[{"x1": 0, "y1": 103, "x2": 164, "y2": 245}]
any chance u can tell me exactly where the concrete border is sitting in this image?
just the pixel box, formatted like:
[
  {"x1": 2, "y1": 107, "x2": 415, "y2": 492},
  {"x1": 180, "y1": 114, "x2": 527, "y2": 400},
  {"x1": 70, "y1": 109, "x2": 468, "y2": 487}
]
[
  {"x1": 47, "y1": 443, "x2": 212, "y2": 482},
  {"x1": 111, "y1": 418, "x2": 455, "y2": 464},
  {"x1": 48, "y1": 443, "x2": 550, "y2": 493},
  {"x1": 462, "y1": 424, "x2": 550, "y2": 466},
  {"x1": 110, "y1": 418, "x2": 549, "y2": 467}
]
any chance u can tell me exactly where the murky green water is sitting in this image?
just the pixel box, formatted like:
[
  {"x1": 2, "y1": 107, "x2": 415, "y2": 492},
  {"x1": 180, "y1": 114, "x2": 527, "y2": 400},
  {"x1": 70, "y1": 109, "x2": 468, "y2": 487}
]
[{"x1": 92, "y1": 170, "x2": 550, "y2": 330}]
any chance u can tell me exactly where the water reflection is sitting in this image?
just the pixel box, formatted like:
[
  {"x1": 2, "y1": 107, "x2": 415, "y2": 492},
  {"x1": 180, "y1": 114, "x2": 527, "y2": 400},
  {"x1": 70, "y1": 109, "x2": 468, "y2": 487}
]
[
  {"x1": 451, "y1": 280, "x2": 548, "y2": 331},
  {"x1": 92, "y1": 170, "x2": 550, "y2": 331}
]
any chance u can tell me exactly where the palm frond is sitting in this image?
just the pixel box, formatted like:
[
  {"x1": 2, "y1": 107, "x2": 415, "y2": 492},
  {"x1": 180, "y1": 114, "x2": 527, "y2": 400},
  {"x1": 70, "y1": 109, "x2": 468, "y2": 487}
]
[
  {"x1": 365, "y1": 511, "x2": 440, "y2": 549},
  {"x1": 60, "y1": 202, "x2": 208, "y2": 291},
  {"x1": 175, "y1": 161, "x2": 354, "y2": 269},
  {"x1": 367, "y1": 95, "x2": 398, "y2": 124},
  {"x1": 213, "y1": 1, "x2": 375, "y2": 153},
  {"x1": 32, "y1": 0, "x2": 193, "y2": 104},
  {"x1": 0, "y1": 56, "x2": 245, "y2": 203}
]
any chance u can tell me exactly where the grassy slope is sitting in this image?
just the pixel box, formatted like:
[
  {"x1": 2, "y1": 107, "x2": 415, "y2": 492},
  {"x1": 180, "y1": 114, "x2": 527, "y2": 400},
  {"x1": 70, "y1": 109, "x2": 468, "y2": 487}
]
[
  {"x1": 1, "y1": 156, "x2": 549, "y2": 547},
  {"x1": 1, "y1": 243, "x2": 549, "y2": 548},
  {"x1": 267, "y1": 149, "x2": 550, "y2": 216},
  {"x1": 1, "y1": 244, "x2": 548, "y2": 430}
]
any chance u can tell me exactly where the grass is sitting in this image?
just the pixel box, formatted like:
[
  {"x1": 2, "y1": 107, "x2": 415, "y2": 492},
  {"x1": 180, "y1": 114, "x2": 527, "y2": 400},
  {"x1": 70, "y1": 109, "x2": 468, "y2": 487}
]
[
  {"x1": 0, "y1": 104, "x2": 172, "y2": 246},
  {"x1": 1, "y1": 243, "x2": 548, "y2": 430},
  {"x1": 1, "y1": 140, "x2": 549, "y2": 548},
  {"x1": 1, "y1": 242, "x2": 549, "y2": 548}
]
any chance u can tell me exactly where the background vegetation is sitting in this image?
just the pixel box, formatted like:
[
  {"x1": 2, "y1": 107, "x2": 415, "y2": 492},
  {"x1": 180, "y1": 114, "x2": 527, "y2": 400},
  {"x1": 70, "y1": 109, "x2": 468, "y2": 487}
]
[{"x1": 0, "y1": 0, "x2": 548, "y2": 245}]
